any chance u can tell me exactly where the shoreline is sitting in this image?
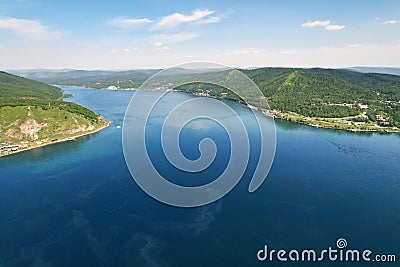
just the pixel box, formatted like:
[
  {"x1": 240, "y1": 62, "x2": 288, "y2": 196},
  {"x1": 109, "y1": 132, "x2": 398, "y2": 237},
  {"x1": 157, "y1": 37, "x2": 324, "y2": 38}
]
[
  {"x1": 259, "y1": 109, "x2": 400, "y2": 134},
  {"x1": 58, "y1": 85, "x2": 400, "y2": 134},
  {"x1": 0, "y1": 120, "x2": 111, "y2": 158},
  {"x1": 55, "y1": 84, "x2": 138, "y2": 91}
]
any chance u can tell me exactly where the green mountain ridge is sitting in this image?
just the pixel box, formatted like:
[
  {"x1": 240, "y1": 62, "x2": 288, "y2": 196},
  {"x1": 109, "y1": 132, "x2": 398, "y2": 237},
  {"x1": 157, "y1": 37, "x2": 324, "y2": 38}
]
[
  {"x1": 0, "y1": 71, "x2": 63, "y2": 100},
  {"x1": 175, "y1": 67, "x2": 400, "y2": 127},
  {"x1": 252, "y1": 68, "x2": 400, "y2": 123},
  {"x1": 5, "y1": 67, "x2": 400, "y2": 130}
]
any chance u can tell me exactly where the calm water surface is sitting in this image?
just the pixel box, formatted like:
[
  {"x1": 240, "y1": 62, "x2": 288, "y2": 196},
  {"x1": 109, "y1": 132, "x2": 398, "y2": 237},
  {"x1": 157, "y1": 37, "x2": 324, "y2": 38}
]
[{"x1": 0, "y1": 86, "x2": 399, "y2": 266}]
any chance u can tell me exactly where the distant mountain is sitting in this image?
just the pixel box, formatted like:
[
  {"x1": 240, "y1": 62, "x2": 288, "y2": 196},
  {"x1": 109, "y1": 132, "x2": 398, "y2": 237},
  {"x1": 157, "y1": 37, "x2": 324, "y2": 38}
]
[
  {"x1": 348, "y1": 67, "x2": 400, "y2": 76},
  {"x1": 6, "y1": 69, "x2": 159, "y2": 88},
  {"x1": 6, "y1": 67, "x2": 230, "y2": 89}
]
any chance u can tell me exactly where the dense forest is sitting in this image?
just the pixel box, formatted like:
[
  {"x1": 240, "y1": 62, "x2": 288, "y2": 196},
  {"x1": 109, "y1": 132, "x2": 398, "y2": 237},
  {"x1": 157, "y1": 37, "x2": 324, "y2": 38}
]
[
  {"x1": 0, "y1": 71, "x2": 63, "y2": 99},
  {"x1": 243, "y1": 68, "x2": 400, "y2": 126},
  {"x1": 176, "y1": 68, "x2": 400, "y2": 127},
  {"x1": 0, "y1": 71, "x2": 99, "y2": 121}
]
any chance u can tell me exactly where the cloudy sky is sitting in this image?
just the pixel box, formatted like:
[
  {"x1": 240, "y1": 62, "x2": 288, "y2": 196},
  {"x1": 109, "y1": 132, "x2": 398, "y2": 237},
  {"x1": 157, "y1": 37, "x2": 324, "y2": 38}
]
[{"x1": 0, "y1": 0, "x2": 399, "y2": 69}]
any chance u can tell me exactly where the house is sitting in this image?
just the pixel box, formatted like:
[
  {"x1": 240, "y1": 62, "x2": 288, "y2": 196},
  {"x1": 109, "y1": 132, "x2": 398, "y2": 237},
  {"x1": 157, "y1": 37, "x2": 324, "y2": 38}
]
[
  {"x1": 0, "y1": 145, "x2": 20, "y2": 152},
  {"x1": 376, "y1": 115, "x2": 385, "y2": 120},
  {"x1": 341, "y1": 103, "x2": 353, "y2": 107},
  {"x1": 358, "y1": 103, "x2": 369, "y2": 109},
  {"x1": 378, "y1": 121, "x2": 391, "y2": 127}
]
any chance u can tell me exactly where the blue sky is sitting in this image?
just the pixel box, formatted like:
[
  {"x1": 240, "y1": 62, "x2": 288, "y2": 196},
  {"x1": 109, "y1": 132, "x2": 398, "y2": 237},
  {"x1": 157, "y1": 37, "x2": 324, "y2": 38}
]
[{"x1": 0, "y1": 0, "x2": 399, "y2": 69}]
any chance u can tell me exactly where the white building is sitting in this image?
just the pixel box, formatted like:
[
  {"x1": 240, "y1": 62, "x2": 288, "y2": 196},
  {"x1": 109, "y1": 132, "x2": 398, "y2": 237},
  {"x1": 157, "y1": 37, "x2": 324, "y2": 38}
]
[{"x1": 358, "y1": 103, "x2": 369, "y2": 109}]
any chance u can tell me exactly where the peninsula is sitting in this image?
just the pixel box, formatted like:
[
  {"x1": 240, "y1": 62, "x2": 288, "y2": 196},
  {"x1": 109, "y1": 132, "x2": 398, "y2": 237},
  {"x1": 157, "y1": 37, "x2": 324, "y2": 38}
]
[{"x1": 0, "y1": 71, "x2": 110, "y2": 157}]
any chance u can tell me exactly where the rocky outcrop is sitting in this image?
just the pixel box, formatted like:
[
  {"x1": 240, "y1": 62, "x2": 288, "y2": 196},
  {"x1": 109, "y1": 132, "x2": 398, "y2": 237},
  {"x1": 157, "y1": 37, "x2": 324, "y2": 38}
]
[{"x1": 19, "y1": 119, "x2": 47, "y2": 140}]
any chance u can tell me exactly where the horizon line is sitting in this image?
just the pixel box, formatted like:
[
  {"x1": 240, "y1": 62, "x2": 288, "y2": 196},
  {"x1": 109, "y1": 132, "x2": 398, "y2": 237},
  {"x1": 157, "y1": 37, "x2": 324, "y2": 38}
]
[{"x1": 4, "y1": 65, "x2": 400, "y2": 72}]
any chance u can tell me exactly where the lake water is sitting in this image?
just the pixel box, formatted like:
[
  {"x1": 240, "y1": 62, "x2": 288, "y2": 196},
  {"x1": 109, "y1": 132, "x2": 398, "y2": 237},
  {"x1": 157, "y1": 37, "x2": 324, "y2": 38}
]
[{"x1": 0, "y1": 86, "x2": 399, "y2": 266}]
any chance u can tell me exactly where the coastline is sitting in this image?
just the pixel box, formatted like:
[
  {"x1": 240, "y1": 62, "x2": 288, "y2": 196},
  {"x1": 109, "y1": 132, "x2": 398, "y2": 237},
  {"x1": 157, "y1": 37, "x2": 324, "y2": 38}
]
[
  {"x1": 259, "y1": 108, "x2": 400, "y2": 134},
  {"x1": 0, "y1": 120, "x2": 111, "y2": 158},
  {"x1": 58, "y1": 85, "x2": 400, "y2": 134},
  {"x1": 55, "y1": 84, "x2": 138, "y2": 91},
  {"x1": 186, "y1": 90, "x2": 400, "y2": 134}
]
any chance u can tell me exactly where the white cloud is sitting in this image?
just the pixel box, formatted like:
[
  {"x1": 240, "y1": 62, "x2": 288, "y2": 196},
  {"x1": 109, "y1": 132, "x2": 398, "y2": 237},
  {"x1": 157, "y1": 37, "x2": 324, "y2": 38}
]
[
  {"x1": 151, "y1": 33, "x2": 198, "y2": 44},
  {"x1": 232, "y1": 48, "x2": 267, "y2": 55},
  {"x1": 301, "y1": 20, "x2": 331, "y2": 27},
  {"x1": 280, "y1": 50, "x2": 292, "y2": 55},
  {"x1": 348, "y1": 43, "x2": 362, "y2": 48},
  {"x1": 197, "y1": 16, "x2": 221, "y2": 24},
  {"x1": 326, "y1": 24, "x2": 346, "y2": 31},
  {"x1": 383, "y1": 20, "x2": 399, "y2": 25},
  {"x1": 156, "y1": 9, "x2": 217, "y2": 28},
  {"x1": 156, "y1": 46, "x2": 171, "y2": 51},
  {"x1": 301, "y1": 19, "x2": 345, "y2": 31},
  {"x1": 109, "y1": 17, "x2": 153, "y2": 28},
  {"x1": 0, "y1": 17, "x2": 62, "y2": 40},
  {"x1": 109, "y1": 9, "x2": 225, "y2": 31}
]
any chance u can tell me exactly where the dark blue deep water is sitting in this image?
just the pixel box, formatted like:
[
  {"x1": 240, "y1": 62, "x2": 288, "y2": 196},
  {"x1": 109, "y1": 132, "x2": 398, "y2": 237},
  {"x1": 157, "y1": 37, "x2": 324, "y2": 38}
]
[{"x1": 0, "y1": 86, "x2": 399, "y2": 266}]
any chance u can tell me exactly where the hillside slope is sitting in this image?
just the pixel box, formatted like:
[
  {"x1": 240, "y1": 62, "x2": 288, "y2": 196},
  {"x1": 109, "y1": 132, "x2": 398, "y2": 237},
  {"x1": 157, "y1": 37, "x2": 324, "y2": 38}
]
[
  {"x1": 0, "y1": 71, "x2": 63, "y2": 100},
  {"x1": 0, "y1": 72, "x2": 108, "y2": 156},
  {"x1": 242, "y1": 68, "x2": 374, "y2": 117},
  {"x1": 240, "y1": 68, "x2": 400, "y2": 124},
  {"x1": 175, "y1": 67, "x2": 400, "y2": 130}
]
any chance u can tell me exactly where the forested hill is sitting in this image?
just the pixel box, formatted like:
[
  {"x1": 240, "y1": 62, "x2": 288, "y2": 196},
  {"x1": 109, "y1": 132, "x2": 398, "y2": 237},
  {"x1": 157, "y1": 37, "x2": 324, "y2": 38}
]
[
  {"x1": 243, "y1": 67, "x2": 400, "y2": 100},
  {"x1": 0, "y1": 71, "x2": 63, "y2": 100},
  {"x1": 0, "y1": 72, "x2": 108, "y2": 153},
  {"x1": 239, "y1": 67, "x2": 400, "y2": 119},
  {"x1": 0, "y1": 71, "x2": 98, "y2": 121},
  {"x1": 174, "y1": 67, "x2": 400, "y2": 128}
]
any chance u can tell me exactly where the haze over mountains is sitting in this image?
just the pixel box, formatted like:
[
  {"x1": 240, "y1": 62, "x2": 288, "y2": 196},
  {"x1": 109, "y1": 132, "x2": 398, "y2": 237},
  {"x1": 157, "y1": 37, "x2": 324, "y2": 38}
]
[
  {"x1": 8, "y1": 66, "x2": 400, "y2": 87},
  {"x1": 7, "y1": 67, "x2": 229, "y2": 89},
  {"x1": 347, "y1": 67, "x2": 400, "y2": 76}
]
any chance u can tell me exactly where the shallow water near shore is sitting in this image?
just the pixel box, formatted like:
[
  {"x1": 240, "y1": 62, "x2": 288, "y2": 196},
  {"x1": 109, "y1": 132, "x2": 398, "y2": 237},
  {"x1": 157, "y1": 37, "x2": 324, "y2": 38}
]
[{"x1": 0, "y1": 86, "x2": 399, "y2": 266}]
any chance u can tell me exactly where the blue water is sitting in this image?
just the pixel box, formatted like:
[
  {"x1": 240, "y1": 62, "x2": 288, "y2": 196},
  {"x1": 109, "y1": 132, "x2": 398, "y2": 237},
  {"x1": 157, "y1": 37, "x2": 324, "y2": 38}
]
[{"x1": 0, "y1": 86, "x2": 399, "y2": 266}]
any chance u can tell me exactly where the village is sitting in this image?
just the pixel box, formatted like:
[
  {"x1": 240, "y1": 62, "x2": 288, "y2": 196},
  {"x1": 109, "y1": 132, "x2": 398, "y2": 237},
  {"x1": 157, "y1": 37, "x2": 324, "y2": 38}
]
[
  {"x1": 190, "y1": 88, "x2": 400, "y2": 133},
  {"x1": 0, "y1": 138, "x2": 60, "y2": 156}
]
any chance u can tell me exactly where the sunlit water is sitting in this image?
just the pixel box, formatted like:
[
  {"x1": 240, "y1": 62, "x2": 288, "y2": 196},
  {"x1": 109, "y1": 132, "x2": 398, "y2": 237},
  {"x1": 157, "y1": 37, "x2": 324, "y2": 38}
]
[{"x1": 0, "y1": 86, "x2": 399, "y2": 266}]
